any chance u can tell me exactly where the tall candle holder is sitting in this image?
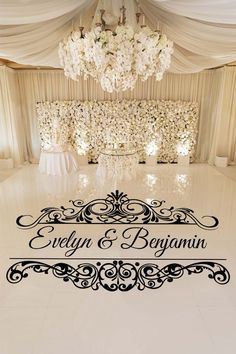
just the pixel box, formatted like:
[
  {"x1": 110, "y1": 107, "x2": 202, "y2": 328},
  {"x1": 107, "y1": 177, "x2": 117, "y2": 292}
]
[
  {"x1": 136, "y1": 12, "x2": 142, "y2": 24},
  {"x1": 100, "y1": 9, "x2": 106, "y2": 29},
  {"x1": 119, "y1": 5, "x2": 126, "y2": 25},
  {"x1": 79, "y1": 26, "x2": 84, "y2": 38}
]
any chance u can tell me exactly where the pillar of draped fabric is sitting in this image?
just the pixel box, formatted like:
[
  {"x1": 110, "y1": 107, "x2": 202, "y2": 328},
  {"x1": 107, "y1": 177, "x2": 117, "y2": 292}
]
[{"x1": 0, "y1": 66, "x2": 27, "y2": 165}]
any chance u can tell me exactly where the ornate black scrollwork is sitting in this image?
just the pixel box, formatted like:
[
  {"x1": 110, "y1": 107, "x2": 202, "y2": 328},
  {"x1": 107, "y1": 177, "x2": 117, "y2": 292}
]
[
  {"x1": 16, "y1": 190, "x2": 219, "y2": 229},
  {"x1": 6, "y1": 260, "x2": 230, "y2": 291}
]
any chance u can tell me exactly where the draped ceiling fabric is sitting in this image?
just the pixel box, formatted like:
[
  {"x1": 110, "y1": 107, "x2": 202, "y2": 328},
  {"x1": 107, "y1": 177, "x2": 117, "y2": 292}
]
[{"x1": 0, "y1": 0, "x2": 236, "y2": 72}]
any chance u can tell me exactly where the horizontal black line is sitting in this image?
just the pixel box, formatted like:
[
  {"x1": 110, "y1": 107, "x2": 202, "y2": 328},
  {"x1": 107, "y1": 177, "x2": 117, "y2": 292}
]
[
  {"x1": 9, "y1": 257, "x2": 227, "y2": 261},
  {"x1": 18, "y1": 223, "x2": 213, "y2": 225}
]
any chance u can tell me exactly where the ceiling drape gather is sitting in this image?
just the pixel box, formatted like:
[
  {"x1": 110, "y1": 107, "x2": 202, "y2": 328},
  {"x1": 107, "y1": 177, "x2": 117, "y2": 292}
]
[{"x1": 0, "y1": 0, "x2": 235, "y2": 72}]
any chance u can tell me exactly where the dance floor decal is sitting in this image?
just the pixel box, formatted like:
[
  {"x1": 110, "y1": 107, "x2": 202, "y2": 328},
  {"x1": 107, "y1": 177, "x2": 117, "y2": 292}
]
[
  {"x1": 7, "y1": 189, "x2": 230, "y2": 291},
  {"x1": 7, "y1": 260, "x2": 230, "y2": 292},
  {"x1": 16, "y1": 190, "x2": 219, "y2": 228}
]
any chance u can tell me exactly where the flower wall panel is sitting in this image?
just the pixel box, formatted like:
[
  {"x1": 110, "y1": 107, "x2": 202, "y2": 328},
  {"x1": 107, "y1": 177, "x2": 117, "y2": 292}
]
[{"x1": 36, "y1": 100, "x2": 199, "y2": 163}]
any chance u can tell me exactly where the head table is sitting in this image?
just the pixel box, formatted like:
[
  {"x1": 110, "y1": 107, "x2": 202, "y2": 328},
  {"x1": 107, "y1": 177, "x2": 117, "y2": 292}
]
[{"x1": 97, "y1": 146, "x2": 140, "y2": 181}]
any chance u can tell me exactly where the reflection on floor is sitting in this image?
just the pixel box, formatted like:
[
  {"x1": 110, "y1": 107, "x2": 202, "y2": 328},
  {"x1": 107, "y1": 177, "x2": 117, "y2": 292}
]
[{"x1": 0, "y1": 163, "x2": 236, "y2": 354}]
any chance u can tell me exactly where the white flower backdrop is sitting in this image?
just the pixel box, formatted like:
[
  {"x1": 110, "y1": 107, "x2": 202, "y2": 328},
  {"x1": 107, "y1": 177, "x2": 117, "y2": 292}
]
[{"x1": 36, "y1": 99, "x2": 199, "y2": 163}]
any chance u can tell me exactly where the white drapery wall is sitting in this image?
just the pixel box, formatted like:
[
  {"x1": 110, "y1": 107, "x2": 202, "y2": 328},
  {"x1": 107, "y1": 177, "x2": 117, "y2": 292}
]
[
  {"x1": 0, "y1": 66, "x2": 27, "y2": 165},
  {"x1": 17, "y1": 67, "x2": 236, "y2": 164},
  {"x1": 0, "y1": 66, "x2": 235, "y2": 165}
]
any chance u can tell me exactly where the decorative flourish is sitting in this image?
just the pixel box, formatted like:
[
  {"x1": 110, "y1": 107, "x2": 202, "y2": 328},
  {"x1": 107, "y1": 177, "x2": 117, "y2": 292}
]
[
  {"x1": 6, "y1": 260, "x2": 230, "y2": 291},
  {"x1": 16, "y1": 190, "x2": 219, "y2": 230}
]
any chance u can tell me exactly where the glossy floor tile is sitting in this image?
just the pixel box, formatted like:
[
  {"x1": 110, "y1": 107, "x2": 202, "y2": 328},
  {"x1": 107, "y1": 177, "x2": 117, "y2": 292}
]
[{"x1": 0, "y1": 164, "x2": 235, "y2": 354}]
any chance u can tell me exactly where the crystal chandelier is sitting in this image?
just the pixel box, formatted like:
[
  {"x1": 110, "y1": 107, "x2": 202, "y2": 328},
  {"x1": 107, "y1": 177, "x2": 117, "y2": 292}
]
[{"x1": 59, "y1": 2, "x2": 173, "y2": 93}]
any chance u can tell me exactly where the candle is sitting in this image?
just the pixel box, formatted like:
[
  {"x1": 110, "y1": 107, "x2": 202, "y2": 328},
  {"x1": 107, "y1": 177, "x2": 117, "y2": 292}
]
[
  {"x1": 120, "y1": 11, "x2": 123, "y2": 24},
  {"x1": 95, "y1": 12, "x2": 100, "y2": 24},
  {"x1": 142, "y1": 13, "x2": 145, "y2": 26}
]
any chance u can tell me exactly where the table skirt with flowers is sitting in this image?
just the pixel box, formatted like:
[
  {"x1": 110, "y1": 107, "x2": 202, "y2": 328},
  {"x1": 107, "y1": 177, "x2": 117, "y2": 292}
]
[{"x1": 97, "y1": 149, "x2": 139, "y2": 181}]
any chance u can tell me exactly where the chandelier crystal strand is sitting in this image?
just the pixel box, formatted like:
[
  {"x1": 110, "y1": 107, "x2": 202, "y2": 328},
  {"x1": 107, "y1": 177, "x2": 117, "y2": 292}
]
[{"x1": 58, "y1": 2, "x2": 173, "y2": 93}]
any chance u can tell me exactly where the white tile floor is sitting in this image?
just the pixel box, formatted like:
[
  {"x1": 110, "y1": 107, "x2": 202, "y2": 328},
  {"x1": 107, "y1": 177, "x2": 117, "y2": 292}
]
[
  {"x1": 0, "y1": 167, "x2": 20, "y2": 182},
  {"x1": 0, "y1": 163, "x2": 236, "y2": 354},
  {"x1": 214, "y1": 164, "x2": 236, "y2": 182}
]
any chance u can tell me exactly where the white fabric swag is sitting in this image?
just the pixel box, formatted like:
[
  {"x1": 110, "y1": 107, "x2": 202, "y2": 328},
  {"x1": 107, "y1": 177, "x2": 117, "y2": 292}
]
[
  {"x1": 0, "y1": 0, "x2": 236, "y2": 72},
  {"x1": 0, "y1": 66, "x2": 235, "y2": 166}
]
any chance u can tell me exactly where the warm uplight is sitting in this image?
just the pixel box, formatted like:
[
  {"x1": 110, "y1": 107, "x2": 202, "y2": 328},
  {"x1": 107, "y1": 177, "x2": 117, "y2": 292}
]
[
  {"x1": 146, "y1": 141, "x2": 158, "y2": 156},
  {"x1": 177, "y1": 142, "x2": 189, "y2": 156}
]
